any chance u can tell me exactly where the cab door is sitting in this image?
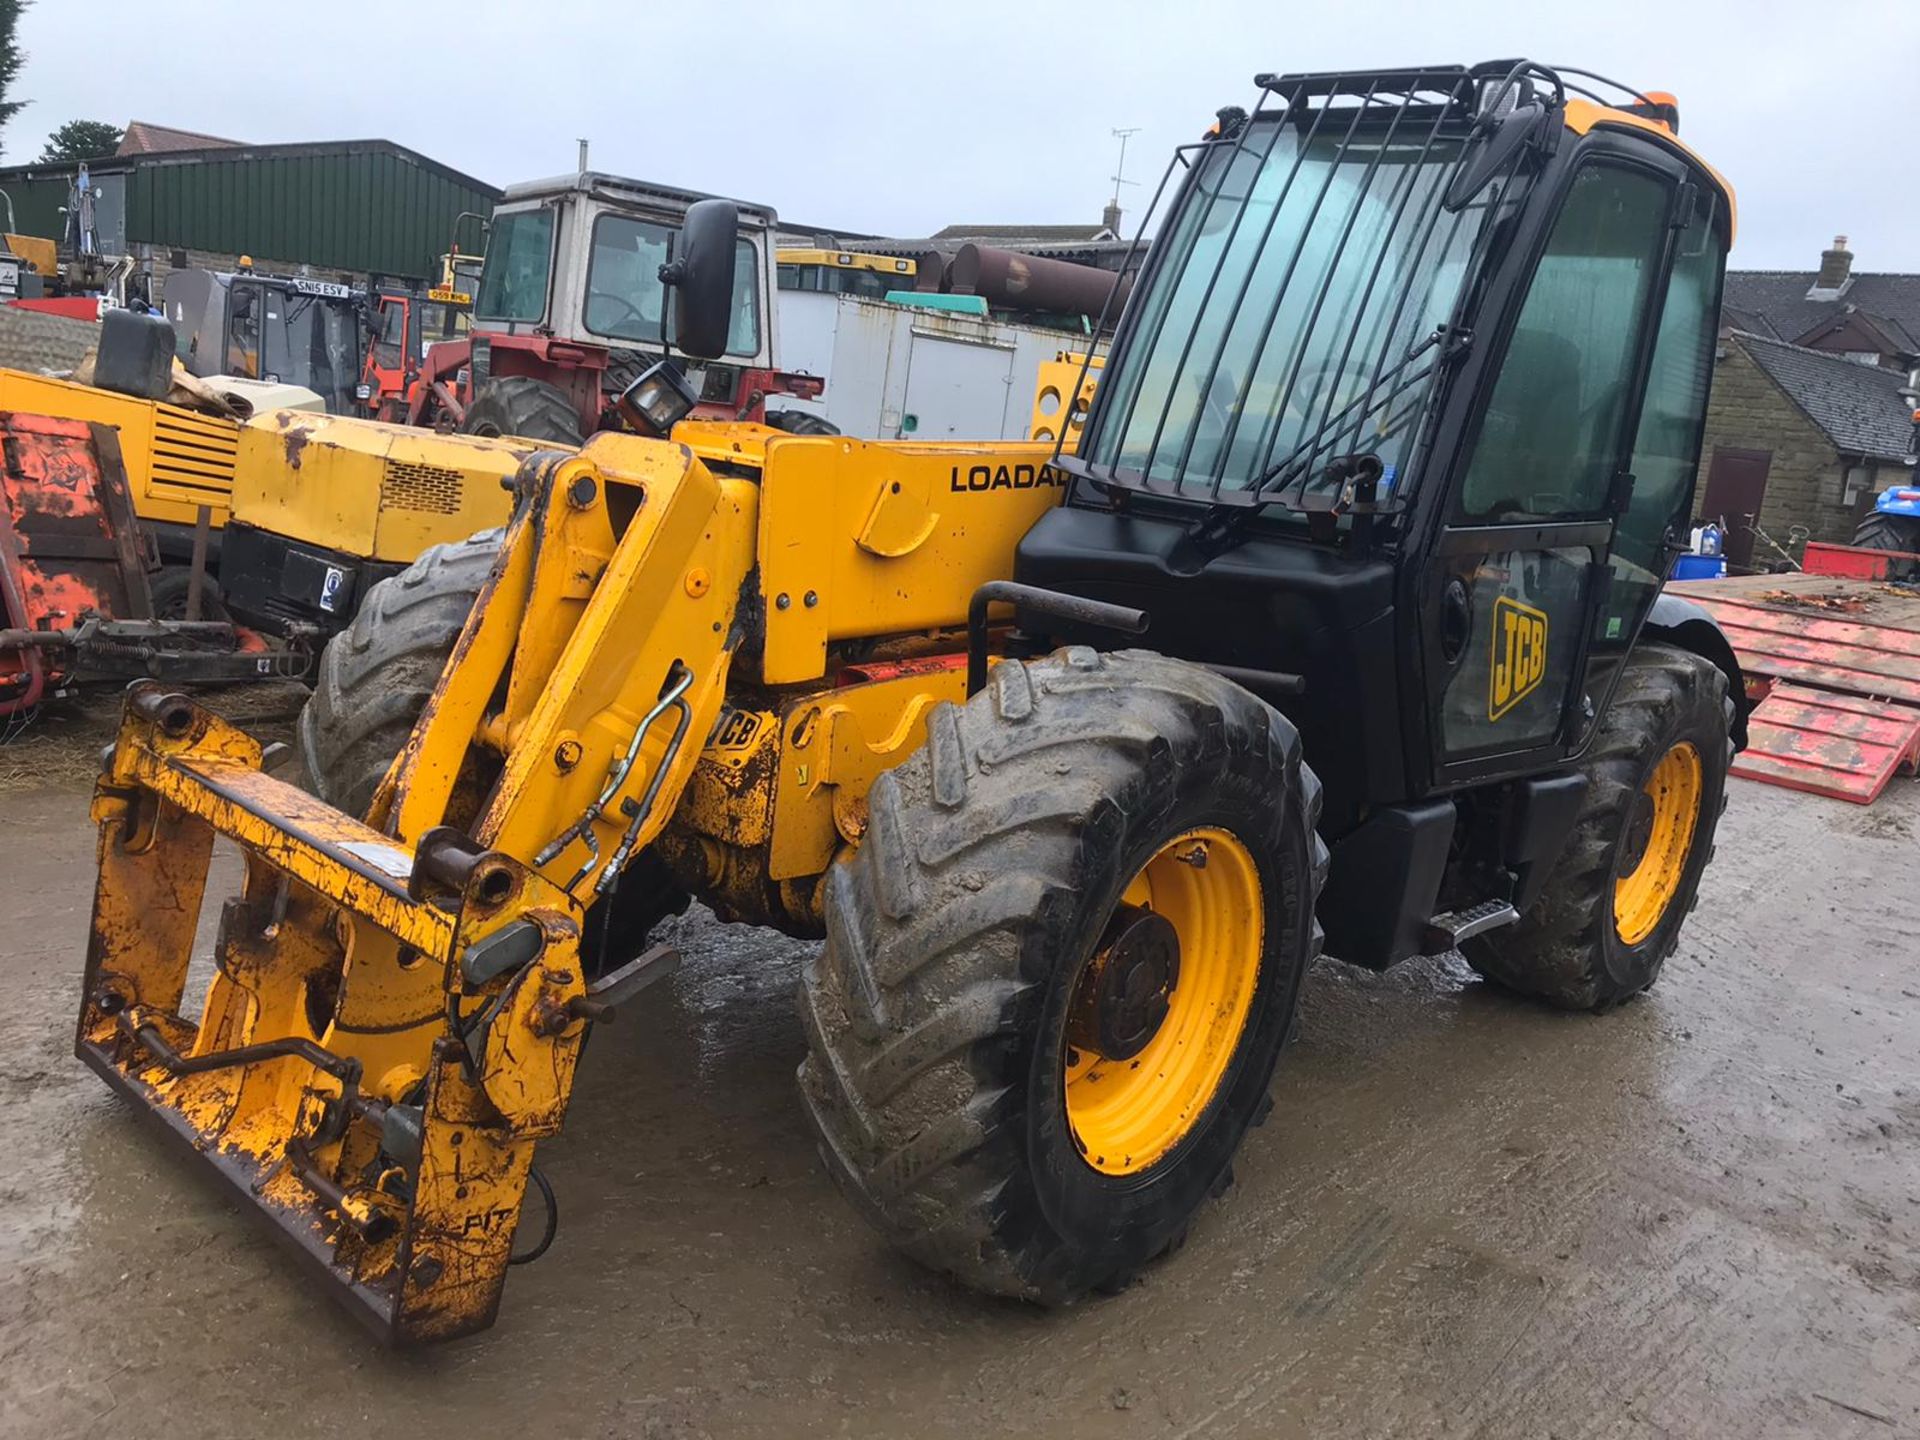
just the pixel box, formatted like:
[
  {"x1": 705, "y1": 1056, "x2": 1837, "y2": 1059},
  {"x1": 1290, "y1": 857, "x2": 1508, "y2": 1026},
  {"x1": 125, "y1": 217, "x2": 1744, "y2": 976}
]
[
  {"x1": 224, "y1": 278, "x2": 266, "y2": 379},
  {"x1": 1420, "y1": 155, "x2": 1685, "y2": 783},
  {"x1": 364, "y1": 291, "x2": 414, "y2": 406}
]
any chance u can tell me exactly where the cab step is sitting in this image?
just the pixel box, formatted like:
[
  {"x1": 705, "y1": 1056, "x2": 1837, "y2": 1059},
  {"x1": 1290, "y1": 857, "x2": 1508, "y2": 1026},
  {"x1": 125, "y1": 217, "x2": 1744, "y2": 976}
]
[{"x1": 1421, "y1": 899, "x2": 1520, "y2": 954}]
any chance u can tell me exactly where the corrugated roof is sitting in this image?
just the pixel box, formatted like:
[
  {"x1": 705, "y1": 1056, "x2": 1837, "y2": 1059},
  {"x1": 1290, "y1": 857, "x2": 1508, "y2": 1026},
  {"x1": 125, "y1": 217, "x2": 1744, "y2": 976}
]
[
  {"x1": 1735, "y1": 331, "x2": 1915, "y2": 462},
  {"x1": 932, "y1": 223, "x2": 1118, "y2": 243},
  {"x1": 0, "y1": 137, "x2": 496, "y2": 202},
  {"x1": 1722, "y1": 269, "x2": 1920, "y2": 356},
  {"x1": 117, "y1": 122, "x2": 244, "y2": 156}
]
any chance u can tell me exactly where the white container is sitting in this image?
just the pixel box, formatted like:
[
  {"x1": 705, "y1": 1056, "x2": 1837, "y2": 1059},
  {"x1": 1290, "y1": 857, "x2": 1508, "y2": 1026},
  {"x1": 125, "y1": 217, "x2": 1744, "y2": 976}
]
[{"x1": 775, "y1": 290, "x2": 1094, "y2": 441}]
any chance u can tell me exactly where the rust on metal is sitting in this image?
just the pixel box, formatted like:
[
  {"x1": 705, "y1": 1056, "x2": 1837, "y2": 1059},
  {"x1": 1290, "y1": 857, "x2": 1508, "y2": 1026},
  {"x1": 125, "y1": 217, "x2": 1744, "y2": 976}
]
[
  {"x1": 1730, "y1": 682, "x2": 1920, "y2": 804},
  {"x1": 1752, "y1": 588, "x2": 1870, "y2": 615},
  {"x1": 0, "y1": 412, "x2": 144, "y2": 712},
  {"x1": 1675, "y1": 576, "x2": 1920, "y2": 803},
  {"x1": 79, "y1": 684, "x2": 589, "y2": 1345},
  {"x1": 1684, "y1": 577, "x2": 1920, "y2": 708}
]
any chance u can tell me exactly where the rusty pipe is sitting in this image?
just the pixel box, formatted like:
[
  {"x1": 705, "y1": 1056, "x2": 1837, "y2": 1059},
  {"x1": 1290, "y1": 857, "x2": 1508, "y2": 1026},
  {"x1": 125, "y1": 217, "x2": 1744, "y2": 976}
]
[{"x1": 946, "y1": 244, "x2": 1131, "y2": 315}]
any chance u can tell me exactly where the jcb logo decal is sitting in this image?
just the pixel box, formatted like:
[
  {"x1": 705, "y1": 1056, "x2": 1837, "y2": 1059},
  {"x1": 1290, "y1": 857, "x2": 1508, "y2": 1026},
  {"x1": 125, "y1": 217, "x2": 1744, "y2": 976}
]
[
  {"x1": 1489, "y1": 596, "x2": 1548, "y2": 720},
  {"x1": 713, "y1": 709, "x2": 763, "y2": 749}
]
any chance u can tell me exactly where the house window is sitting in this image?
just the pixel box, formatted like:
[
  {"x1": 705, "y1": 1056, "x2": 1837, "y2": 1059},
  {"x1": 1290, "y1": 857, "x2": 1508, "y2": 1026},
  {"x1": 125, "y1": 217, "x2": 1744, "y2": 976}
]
[{"x1": 1842, "y1": 461, "x2": 1874, "y2": 506}]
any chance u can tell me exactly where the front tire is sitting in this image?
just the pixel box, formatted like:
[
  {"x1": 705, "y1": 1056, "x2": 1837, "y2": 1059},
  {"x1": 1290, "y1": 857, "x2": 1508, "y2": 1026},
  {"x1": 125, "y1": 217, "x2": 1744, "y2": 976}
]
[
  {"x1": 295, "y1": 527, "x2": 686, "y2": 968},
  {"x1": 799, "y1": 648, "x2": 1326, "y2": 1302},
  {"x1": 298, "y1": 530, "x2": 502, "y2": 821},
  {"x1": 763, "y1": 408, "x2": 840, "y2": 436},
  {"x1": 1465, "y1": 643, "x2": 1733, "y2": 1010}
]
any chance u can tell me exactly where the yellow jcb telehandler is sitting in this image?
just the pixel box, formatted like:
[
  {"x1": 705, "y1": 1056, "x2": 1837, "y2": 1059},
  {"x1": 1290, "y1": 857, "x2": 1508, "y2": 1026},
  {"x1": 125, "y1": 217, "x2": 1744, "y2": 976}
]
[{"x1": 79, "y1": 62, "x2": 1748, "y2": 1344}]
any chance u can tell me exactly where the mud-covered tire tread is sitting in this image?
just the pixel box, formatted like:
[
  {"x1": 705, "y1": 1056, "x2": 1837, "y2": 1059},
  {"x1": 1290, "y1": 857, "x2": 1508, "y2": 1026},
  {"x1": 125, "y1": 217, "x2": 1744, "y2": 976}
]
[
  {"x1": 1851, "y1": 512, "x2": 1920, "y2": 580},
  {"x1": 296, "y1": 530, "x2": 501, "y2": 818},
  {"x1": 460, "y1": 377, "x2": 583, "y2": 446},
  {"x1": 1464, "y1": 642, "x2": 1733, "y2": 1011},
  {"x1": 763, "y1": 409, "x2": 841, "y2": 437},
  {"x1": 798, "y1": 647, "x2": 1327, "y2": 1303}
]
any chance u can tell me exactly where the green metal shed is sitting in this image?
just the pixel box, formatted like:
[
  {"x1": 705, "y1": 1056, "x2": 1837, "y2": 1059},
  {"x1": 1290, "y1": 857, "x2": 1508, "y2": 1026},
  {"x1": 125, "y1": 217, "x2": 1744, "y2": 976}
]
[{"x1": 0, "y1": 139, "x2": 499, "y2": 283}]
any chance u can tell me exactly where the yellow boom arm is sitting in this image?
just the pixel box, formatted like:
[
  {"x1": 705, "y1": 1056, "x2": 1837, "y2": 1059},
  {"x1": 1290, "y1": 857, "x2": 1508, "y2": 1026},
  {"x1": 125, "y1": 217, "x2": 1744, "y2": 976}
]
[{"x1": 79, "y1": 426, "x2": 1067, "y2": 1343}]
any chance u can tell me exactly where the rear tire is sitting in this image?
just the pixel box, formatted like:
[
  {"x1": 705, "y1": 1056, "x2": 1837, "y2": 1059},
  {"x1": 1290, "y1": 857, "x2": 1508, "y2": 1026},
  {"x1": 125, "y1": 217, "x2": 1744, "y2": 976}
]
[
  {"x1": 1851, "y1": 512, "x2": 1920, "y2": 581},
  {"x1": 1465, "y1": 643, "x2": 1733, "y2": 1011},
  {"x1": 798, "y1": 648, "x2": 1326, "y2": 1302},
  {"x1": 461, "y1": 377, "x2": 584, "y2": 446}
]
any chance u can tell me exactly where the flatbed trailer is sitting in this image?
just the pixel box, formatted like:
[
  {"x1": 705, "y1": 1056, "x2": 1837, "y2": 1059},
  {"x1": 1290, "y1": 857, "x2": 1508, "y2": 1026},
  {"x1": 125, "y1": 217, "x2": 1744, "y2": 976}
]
[{"x1": 1672, "y1": 573, "x2": 1920, "y2": 802}]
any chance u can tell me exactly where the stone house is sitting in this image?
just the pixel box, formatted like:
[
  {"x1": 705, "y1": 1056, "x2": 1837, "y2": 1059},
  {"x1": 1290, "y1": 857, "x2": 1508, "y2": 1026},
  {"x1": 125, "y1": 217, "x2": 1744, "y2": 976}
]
[{"x1": 1696, "y1": 238, "x2": 1917, "y2": 568}]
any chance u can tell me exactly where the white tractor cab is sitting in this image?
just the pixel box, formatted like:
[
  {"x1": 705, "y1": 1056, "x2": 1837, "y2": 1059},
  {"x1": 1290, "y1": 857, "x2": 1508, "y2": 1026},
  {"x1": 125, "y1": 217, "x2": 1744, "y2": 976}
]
[
  {"x1": 162, "y1": 267, "x2": 368, "y2": 415},
  {"x1": 419, "y1": 172, "x2": 825, "y2": 443}
]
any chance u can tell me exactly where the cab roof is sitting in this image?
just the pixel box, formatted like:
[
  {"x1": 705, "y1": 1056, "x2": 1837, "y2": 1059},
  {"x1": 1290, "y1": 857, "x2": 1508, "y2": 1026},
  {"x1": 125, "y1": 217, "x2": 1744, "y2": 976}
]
[
  {"x1": 1564, "y1": 98, "x2": 1737, "y2": 243},
  {"x1": 498, "y1": 171, "x2": 779, "y2": 230},
  {"x1": 1253, "y1": 64, "x2": 1735, "y2": 246}
]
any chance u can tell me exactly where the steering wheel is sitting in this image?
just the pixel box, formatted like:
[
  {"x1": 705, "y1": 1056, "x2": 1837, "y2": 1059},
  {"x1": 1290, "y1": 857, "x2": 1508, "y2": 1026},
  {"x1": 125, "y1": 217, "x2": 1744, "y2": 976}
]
[{"x1": 586, "y1": 290, "x2": 652, "y2": 335}]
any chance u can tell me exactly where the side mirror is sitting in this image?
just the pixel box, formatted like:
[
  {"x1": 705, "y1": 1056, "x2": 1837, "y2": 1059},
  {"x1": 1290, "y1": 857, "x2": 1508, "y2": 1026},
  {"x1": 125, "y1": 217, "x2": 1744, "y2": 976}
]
[
  {"x1": 661, "y1": 198, "x2": 739, "y2": 360},
  {"x1": 1443, "y1": 100, "x2": 1549, "y2": 212}
]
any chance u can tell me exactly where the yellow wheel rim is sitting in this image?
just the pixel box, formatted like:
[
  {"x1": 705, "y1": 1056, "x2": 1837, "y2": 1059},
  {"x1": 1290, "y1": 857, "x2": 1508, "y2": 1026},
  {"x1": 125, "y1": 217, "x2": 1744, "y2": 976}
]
[
  {"x1": 1612, "y1": 742, "x2": 1702, "y2": 946},
  {"x1": 1063, "y1": 827, "x2": 1263, "y2": 1176}
]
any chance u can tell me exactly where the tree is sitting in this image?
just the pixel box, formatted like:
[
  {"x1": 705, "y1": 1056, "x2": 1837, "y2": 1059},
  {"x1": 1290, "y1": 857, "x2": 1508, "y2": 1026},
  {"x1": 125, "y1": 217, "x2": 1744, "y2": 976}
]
[
  {"x1": 0, "y1": 0, "x2": 27, "y2": 156},
  {"x1": 40, "y1": 118, "x2": 122, "y2": 163}
]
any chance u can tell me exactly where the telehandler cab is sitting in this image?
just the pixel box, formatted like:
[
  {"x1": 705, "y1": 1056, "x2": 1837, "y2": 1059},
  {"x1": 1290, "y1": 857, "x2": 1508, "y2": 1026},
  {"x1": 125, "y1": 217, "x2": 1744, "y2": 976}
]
[{"x1": 81, "y1": 62, "x2": 1747, "y2": 1345}]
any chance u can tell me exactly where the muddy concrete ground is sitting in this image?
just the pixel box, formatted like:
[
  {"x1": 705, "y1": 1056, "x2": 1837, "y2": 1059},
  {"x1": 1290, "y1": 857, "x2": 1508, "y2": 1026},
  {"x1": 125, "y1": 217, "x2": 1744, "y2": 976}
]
[{"x1": 1, "y1": 706, "x2": 1915, "y2": 1439}]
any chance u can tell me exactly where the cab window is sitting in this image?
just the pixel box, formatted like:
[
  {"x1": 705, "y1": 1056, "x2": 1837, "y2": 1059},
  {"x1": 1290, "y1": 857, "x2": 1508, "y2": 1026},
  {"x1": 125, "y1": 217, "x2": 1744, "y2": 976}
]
[
  {"x1": 373, "y1": 298, "x2": 408, "y2": 368},
  {"x1": 1597, "y1": 187, "x2": 1727, "y2": 644},
  {"x1": 583, "y1": 214, "x2": 761, "y2": 357},
  {"x1": 1456, "y1": 164, "x2": 1672, "y2": 521},
  {"x1": 475, "y1": 208, "x2": 555, "y2": 323}
]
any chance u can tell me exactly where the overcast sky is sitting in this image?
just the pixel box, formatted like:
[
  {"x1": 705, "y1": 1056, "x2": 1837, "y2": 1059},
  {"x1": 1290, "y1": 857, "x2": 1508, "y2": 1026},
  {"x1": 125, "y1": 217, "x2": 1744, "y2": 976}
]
[{"x1": 9, "y1": 0, "x2": 1914, "y2": 271}]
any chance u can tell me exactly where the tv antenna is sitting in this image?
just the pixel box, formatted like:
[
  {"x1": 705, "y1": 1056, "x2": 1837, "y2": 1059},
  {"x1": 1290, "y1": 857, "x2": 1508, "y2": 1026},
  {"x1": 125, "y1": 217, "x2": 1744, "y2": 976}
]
[{"x1": 1109, "y1": 126, "x2": 1141, "y2": 208}]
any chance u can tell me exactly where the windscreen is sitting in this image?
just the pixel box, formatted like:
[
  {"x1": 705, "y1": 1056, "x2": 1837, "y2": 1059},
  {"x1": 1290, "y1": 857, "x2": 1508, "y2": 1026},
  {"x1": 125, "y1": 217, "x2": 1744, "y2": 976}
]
[
  {"x1": 260, "y1": 291, "x2": 362, "y2": 411},
  {"x1": 584, "y1": 214, "x2": 761, "y2": 357},
  {"x1": 1083, "y1": 96, "x2": 1497, "y2": 506}
]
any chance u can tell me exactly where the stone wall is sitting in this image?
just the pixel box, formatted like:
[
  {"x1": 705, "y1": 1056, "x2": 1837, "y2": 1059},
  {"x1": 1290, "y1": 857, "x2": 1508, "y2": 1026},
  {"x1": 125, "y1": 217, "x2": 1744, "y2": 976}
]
[
  {"x1": 0, "y1": 305, "x2": 100, "y2": 375},
  {"x1": 1692, "y1": 336, "x2": 1877, "y2": 553}
]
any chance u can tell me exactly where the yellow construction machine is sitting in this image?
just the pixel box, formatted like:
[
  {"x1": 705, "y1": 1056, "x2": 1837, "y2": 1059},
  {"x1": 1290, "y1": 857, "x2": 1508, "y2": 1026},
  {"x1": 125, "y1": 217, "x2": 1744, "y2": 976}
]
[{"x1": 80, "y1": 63, "x2": 1750, "y2": 1344}]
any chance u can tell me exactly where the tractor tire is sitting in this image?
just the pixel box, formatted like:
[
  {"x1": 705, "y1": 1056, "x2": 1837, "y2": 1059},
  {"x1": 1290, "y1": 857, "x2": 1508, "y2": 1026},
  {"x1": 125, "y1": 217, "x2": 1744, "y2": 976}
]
[
  {"x1": 295, "y1": 527, "x2": 688, "y2": 968},
  {"x1": 460, "y1": 377, "x2": 584, "y2": 446},
  {"x1": 1851, "y1": 512, "x2": 1920, "y2": 581},
  {"x1": 1464, "y1": 643, "x2": 1734, "y2": 1011},
  {"x1": 798, "y1": 648, "x2": 1326, "y2": 1303},
  {"x1": 298, "y1": 529, "x2": 503, "y2": 822},
  {"x1": 764, "y1": 408, "x2": 840, "y2": 436},
  {"x1": 147, "y1": 566, "x2": 230, "y2": 623}
]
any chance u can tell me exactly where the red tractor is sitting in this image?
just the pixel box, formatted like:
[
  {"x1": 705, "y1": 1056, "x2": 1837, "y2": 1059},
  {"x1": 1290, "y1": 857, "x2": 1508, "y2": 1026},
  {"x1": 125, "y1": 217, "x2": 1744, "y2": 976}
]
[{"x1": 375, "y1": 173, "x2": 824, "y2": 443}]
